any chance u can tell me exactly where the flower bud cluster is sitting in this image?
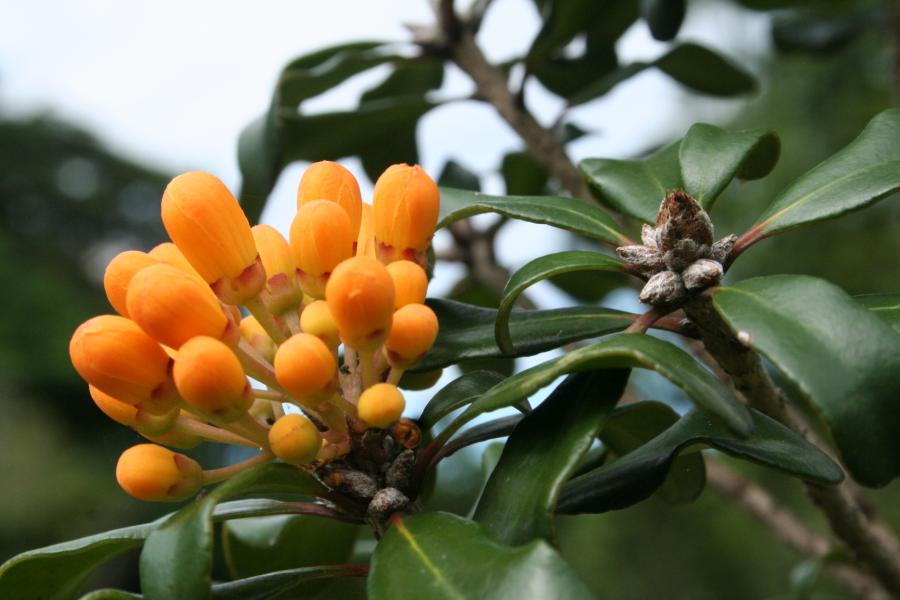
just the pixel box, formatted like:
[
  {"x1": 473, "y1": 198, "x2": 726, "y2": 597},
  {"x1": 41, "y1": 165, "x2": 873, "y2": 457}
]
[
  {"x1": 70, "y1": 161, "x2": 440, "y2": 504},
  {"x1": 616, "y1": 190, "x2": 735, "y2": 307}
]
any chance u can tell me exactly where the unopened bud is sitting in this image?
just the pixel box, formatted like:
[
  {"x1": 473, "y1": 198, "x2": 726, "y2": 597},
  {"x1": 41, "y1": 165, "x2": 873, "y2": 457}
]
[
  {"x1": 325, "y1": 256, "x2": 394, "y2": 351},
  {"x1": 173, "y1": 336, "x2": 252, "y2": 422},
  {"x1": 103, "y1": 251, "x2": 159, "y2": 317},
  {"x1": 290, "y1": 200, "x2": 355, "y2": 298},
  {"x1": 385, "y1": 449, "x2": 416, "y2": 491},
  {"x1": 616, "y1": 245, "x2": 665, "y2": 275},
  {"x1": 357, "y1": 383, "x2": 405, "y2": 429},
  {"x1": 386, "y1": 260, "x2": 428, "y2": 309},
  {"x1": 322, "y1": 468, "x2": 378, "y2": 501},
  {"x1": 367, "y1": 487, "x2": 409, "y2": 520},
  {"x1": 273, "y1": 333, "x2": 337, "y2": 402},
  {"x1": 656, "y1": 190, "x2": 713, "y2": 251},
  {"x1": 641, "y1": 224, "x2": 659, "y2": 249},
  {"x1": 373, "y1": 164, "x2": 439, "y2": 265},
  {"x1": 663, "y1": 239, "x2": 707, "y2": 272},
  {"x1": 296, "y1": 161, "x2": 363, "y2": 237},
  {"x1": 682, "y1": 259, "x2": 723, "y2": 292},
  {"x1": 299, "y1": 300, "x2": 340, "y2": 349},
  {"x1": 89, "y1": 385, "x2": 178, "y2": 437},
  {"x1": 268, "y1": 413, "x2": 322, "y2": 465},
  {"x1": 710, "y1": 234, "x2": 738, "y2": 264},
  {"x1": 148, "y1": 242, "x2": 203, "y2": 280},
  {"x1": 115, "y1": 443, "x2": 203, "y2": 502},
  {"x1": 384, "y1": 304, "x2": 439, "y2": 369},
  {"x1": 252, "y1": 224, "x2": 303, "y2": 314},
  {"x1": 639, "y1": 270, "x2": 686, "y2": 306},
  {"x1": 390, "y1": 419, "x2": 422, "y2": 449},
  {"x1": 239, "y1": 315, "x2": 276, "y2": 362},
  {"x1": 357, "y1": 203, "x2": 375, "y2": 258}
]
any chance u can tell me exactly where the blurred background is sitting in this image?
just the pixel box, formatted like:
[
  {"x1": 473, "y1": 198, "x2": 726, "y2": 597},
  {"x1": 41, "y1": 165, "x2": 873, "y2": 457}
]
[{"x1": 1, "y1": 0, "x2": 898, "y2": 598}]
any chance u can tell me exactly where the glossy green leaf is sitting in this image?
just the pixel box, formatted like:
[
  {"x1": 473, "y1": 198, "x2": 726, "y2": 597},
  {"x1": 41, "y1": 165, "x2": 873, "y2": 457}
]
[
  {"x1": 419, "y1": 370, "x2": 507, "y2": 431},
  {"x1": 527, "y1": 0, "x2": 638, "y2": 63},
  {"x1": 502, "y1": 152, "x2": 549, "y2": 196},
  {"x1": 558, "y1": 405, "x2": 843, "y2": 514},
  {"x1": 437, "y1": 415, "x2": 524, "y2": 463},
  {"x1": 212, "y1": 565, "x2": 368, "y2": 600},
  {"x1": 855, "y1": 293, "x2": 900, "y2": 334},
  {"x1": 641, "y1": 0, "x2": 686, "y2": 41},
  {"x1": 438, "y1": 160, "x2": 480, "y2": 192},
  {"x1": 581, "y1": 142, "x2": 682, "y2": 223},
  {"x1": 496, "y1": 251, "x2": 627, "y2": 353},
  {"x1": 438, "y1": 187, "x2": 630, "y2": 246},
  {"x1": 416, "y1": 299, "x2": 635, "y2": 371},
  {"x1": 599, "y1": 401, "x2": 706, "y2": 504},
  {"x1": 80, "y1": 590, "x2": 142, "y2": 600},
  {"x1": 139, "y1": 464, "x2": 327, "y2": 600},
  {"x1": 679, "y1": 123, "x2": 780, "y2": 208},
  {"x1": 436, "y1": 333, "x2": 752, "y2": 448},
  {"x1": 475, "y1": 370, "x2": 629, "y2": 545},
  {"x1": 368, "y1": 512, "x2": 593, "y2": 600},
  {"x1": 531, "y1": 40, "x2": 618, "y2": 101},
  {"x1": 753, "y1": 109, "x2": 900, "y2": 239},
  {"x1": 773, "y1": 10, "x2": 872, "y2": 55},
  {"x1": 712, "y1": 275, "x2": 900, "y2": 487},
  {"x1": 656, "y1": 43, "x2": 757, "y2": 96}
]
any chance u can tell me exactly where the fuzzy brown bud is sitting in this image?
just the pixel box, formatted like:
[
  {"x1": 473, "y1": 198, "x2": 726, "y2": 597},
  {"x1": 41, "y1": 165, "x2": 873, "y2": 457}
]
[
  {"x1": 616, "y1": 245, "x2": 665, "y2": 275},
  {"x1": 385, "y1": 449, "x2": 416, "y2": 491},
  {"x1": 367, "y1": 487, "x2": 409, "y2": 520},
  {"x1": 641, "y1": 224, "x2": 659, "y2": 249},
  {"x1": 656, "y1": 190, "x2": 713, "y2": 252},
  {"x1": 639, "y1": 270, "x2": 686, "y2": 306},
  {"x1": 710, "y1": 234, "x2": 738, "y2": 264},
  {"x1": 322, "y1": 468, "x2": 378, "y2": 502},
  {"x1": 663, "y1": 239, "x2": 708, "y2": 272},
  {"x1": 682, "y1": 259, "x2": 724, "y2": 292}
]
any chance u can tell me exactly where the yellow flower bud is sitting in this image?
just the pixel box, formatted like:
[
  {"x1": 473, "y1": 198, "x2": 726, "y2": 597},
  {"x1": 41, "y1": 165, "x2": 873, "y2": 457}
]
[
  {"x1": 70, "y1": 315, "x2": 177, "y2": 414},
  {"x1": 273, "y1": 333, "x2": 336, "y2": 402},
  {"x1": 296, "y1": 161, "x2": 363, "y2": 237},
  {"x1": 373, "y1": 164, "x2": 439, "y2": 265},
  {"x1": 89, "y1": 385, "x2": 177, "y2": 437},
  {"x1": 144, "y1": 427, "x2": 202, "y2": 450},
  {"x1": 115, "y1": 443, "x2": 203, "y2": 502},
  {"x1": 384, "y1": 304, "x2": 439, "y2": 369},
  {"x1": 173, "y1": 336, "x2": 252, "y2": 423},
  {"x1": 161, "y1": 171, "x2": 265, "y2": 304},
  {"x1": 386, "y1": 260, "x2": 428, "y2": 309},
  {"x1": 103, "y1": 251, "x2": 159, "y2": 317},
  {"x1": 268, "y1": 413, "x2": 322, "y2": 465},
  {"x1": 325, "y1": 256, "x2": 394, "y2": 351},
  {"x1": 357, "y1": 383, "x2": 405, "y2": 429},
  {"x1": 299, "y1": 300, "x2": 340, "y2": 349},
  {"x1": 148, "y1": 242, "x2": 204, "y2": 280},
  {"x1": 289, "y1": 200, "x2": 355, "y2": 298},
  {"x1": 240, "y1": 315, "x2": 276, "y2": 362},
  {"x1": 126, "y1": 263, "x2": 237, "y2": 350},
  {"x1": 252, "y1": 224, "x2": 302, "y2": 314},
  {"x1": 356, "y1": 203, "x2": 375, "y2": 258}
]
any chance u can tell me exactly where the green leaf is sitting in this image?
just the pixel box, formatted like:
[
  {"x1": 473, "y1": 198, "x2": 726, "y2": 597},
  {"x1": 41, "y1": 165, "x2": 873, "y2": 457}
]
[
  {"x1": 655, "y1": 43, "x2": 757, "y2": 96},
  {"x1": 753, "y1": 109, "x2": 900, "y2": 239},
  {"x1": 679, "y1": 123, "x2": 780, "y2": 208},
  {"x1": 599, "y1": 401, "x2": 706, "y2": 504},
  {"x1": 80, "y1": 590, "x2": 143, "y2": 600},
  {"x1": 0, "y1": 519, "x2": 162, "y2": 600},
  {"x1": 501, "y1": 152, "x2": 549, "y2": 196},
  {"x1": 496, "y1": 251, "x2": 627, "y2": 353},
  {"x1": 436, "y1": 333, "x2": 753, "y2": 448},
  {"x1": 531, "y1": 40, "x2": 618, "y2": 101},
  {"x1": 419, "y1": 370, "x2": 507, "y2": 431},
  {"x1": 581, "y1": 141, "x2": 682, "y2": 223},
  {"x1": 712, "y1": 275, "x2": 900, "y2": 487},
  {"x1": 437, "y1": 416, "x2": 524, "y2": 463},
  {"x1": 368, "y1": 512, "x2": 593, "y2": 600},
  {"x1": 855, "y1": 293, "x2": 900, "y2": 334},
  {"x1": 416, "y1": 299, "x2": 635, "y2": 371},
  {"x1": 438, "y1": 160, "x2": 480, "y2": 192},
  {"x1": 212, "y1": 565, "x2": 368, "y2": 600},
  {"x1": 475, "y1": 370, "x2": 629, "y2": 545},
  {"x1": 641, "y1": 0, "x2": 686, "y2": 41},
  {"x1": 527, "y1": 0, "x2": 638, "y2": 63},
  {"x1": 139, "y1": 464, "x2": 327, "y2": 600},
  {"x1": 558, "y1": 405, "x2": 843, "y2": 514},
  {"x1": 438, "y1": 187, "x2": 630, "y2": 246}
]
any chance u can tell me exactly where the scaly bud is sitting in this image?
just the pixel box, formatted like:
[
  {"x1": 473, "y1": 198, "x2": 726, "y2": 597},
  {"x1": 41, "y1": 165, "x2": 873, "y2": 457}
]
[
  {"x1": 386, "y1": 260, "x2": 428, "y2": 309},
  {"x1": 115, "y1": 443, "x2": 203, "y2": 502},
  {"x1": 148, "y1": 242, "x2": 203, "y2": 279},
  {"x1": 89, "y1": 385, "x2": 177, "y2": 437},
  {"x1": 161, "y1": 171, "x2": 265, "y2": 304},
  {"x1": 127, "y1": 263, "x2": 237, "y2": 350},
  {"x1": 325, "y1": 256, "x2": 394, "y2": 351},
  {"x1": 240, "y1": 315, "x2": 276, "y2": 362},
  {"x1": 296, "y1": 161, "x2": 363, "y2": 237},
  {"x1": 357, "y1": 383, "x2": 405, "y2": 429},
  {"x1": 682, "y1": 259, "x2": 724, "y2": 291},
  {"x1": 173, "y1": 336, "x2": 252, "y2": 423},
  {"x1": 70, "y1": 315, "x2": 177, "y2": 414},
  {"x1": 639, "y1": 270, "x2": 686, "y2": 306},
  {"x1": 252, "y1": 224, "x2": 303, "y2": 314},
  {"x1": 268, "y1": 413, "x2": 322, "y2": 465},
  {"x1": 103, "y1": 251, "x2": 158, "y2": 317},
  {"x1": 273, "y1": 333, "x2": 337, "y2": 402},
  {"x1": 373, "y1": 164, "x2": 439, "y2": 266},
  {"x1": 384, "y1": 304, "x2": 438, "y2": 369},
  {"x1": 656, "y1": 190, "x2": 713, "y2": 252},
  {"x1": 290, "y1": 200, "x2": 355, "y2": 298},
  {"x1": 299, "y1": 300, "x2": 340, "y2": 349}
]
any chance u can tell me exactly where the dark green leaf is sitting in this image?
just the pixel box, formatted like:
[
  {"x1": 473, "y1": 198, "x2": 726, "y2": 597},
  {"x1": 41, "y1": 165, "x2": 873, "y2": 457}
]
[
  {"x1": 558, "y1": 405, "x2": 843, "y2": 514},
  {"x1": 599, "y1": 401, "x2": 706, "y2": 504},
  {"x1": 80, "y1": 590, "x2": 143, "y2": 600},
  {"x1": 496, "y1": 251, "x2": 627, "y2": 353},
  {"x1": 360, "y1": 58, "x2": 444, "y2": 103},
  {"x1": 752, "y1": 109, "x2": 900, "y2": 239},
  {"x1": 140, "y1": 464, "x2": 327, "y2": 600},
  {"x1": 419, "y1": 370, "x2": 507, "y2": 431},
  {"x1": 501, "y1": 152, "x2": 549, "y2": 196},
  {"x1": 531, "y1": 40, "x2": 618, "y2": 101},
  {"x1": 212, "y1": 565, "x2": 368, "y2": 600},
  {"x1": 855, "y1": 293, "x2": 900, "y2": 334},
  {"x1": 528, "y1": 0, "x2": 637, "y2": 62},
  {"x1": 773, "y1": 10, "x2": 874, "y2": 55},
  {"x1": 655, "y1": 43, "x2": 757, "y2": 97},
  {"x1": 437, "y1": 415, "x2": 524, "y2": 463},
  {"x1": 438, "y1": 187, "x2": 630, "y2": 246},
  {"x1": 548, "y1": 268, "x2": 628, "y2": 302},
  {"x1": 679, "y1": 123, "x2": 780, "y2": 208},
  {"x1": 641, "y1": 0, "x2": 686, "y2": 41},
  {"x1": 416, "y1": 299, "x2": 635, "y2": 371},
  {"x1": 581, "y1": 141, "x2": 682, "y2": 222},
  {"x1": 712, "y1": 275, "x2": 900, "y2": 487},
  {"x1": 475, "y1": 370, "x2": 629, "y2": 544},
  {"x1": 368, "y1": 512, "x2": 593, "y2": 600},
  {"x1": 438, "y1": 160, "x2": 480, "y2": 192}
]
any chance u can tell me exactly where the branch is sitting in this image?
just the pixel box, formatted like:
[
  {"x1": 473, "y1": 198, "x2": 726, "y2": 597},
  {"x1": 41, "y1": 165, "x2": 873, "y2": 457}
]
[{"x1": 684, "y1": 296, "x2": 900, "y2": 597}]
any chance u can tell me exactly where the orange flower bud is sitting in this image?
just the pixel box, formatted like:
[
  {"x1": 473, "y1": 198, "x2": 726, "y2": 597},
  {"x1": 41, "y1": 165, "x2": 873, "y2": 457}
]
[
  {"x1": 299, "y1": 300, "x2": 340, "y2": 349},
  {"x1": 268, "y1": 413, "x2": 322, "y2": 465},
  {"x1": 296, "y1": 161, "x2": 363, "y2": 236},
  {"x1": 356, "y1": 203, "x2": 375, "y2": 258},
  {"x1": 325, "y1": 256, "x2": 394, "y2": 350},
  {"x1": 252, "y1": 224, "x2": 302, "y2": 314},
  {"x1": 70, "y1": 315, "x2": 177, "y2": 414},
  {"x1": 273, "y1": 333, "x2": 337, "y2": 402},
  {"x1": 373, "y1": 164, "x2": 439, "y2": 265},
  {"x1": 89, "y1": 385, "x2": 177, "y2": 436},
  {"x1": 386, "y1": 260, "x2": 428, "y2": 309},
  {"x1": 115, "y1": 443, "x2": 203, "y2": 502},
  {"x1": 103, "y1": 251, "x2": 159, "y2": 318},
  {"x1": 289, "y1": 200, "x2": 354, "y2": 298},
  {"x1": 144, "y1": 426, "x2": 202, "y2": 450},
  {"x1": 173, "y1": 336, "x2": 252, "y2": 422},
  {"x1": 148, "y1": 242, "x2": 204, "y2": 279},
  {"x1": 240, "y1": 315, "x2": 276, "y2": 362},
  {"x1": 357, "y1": 383, "x2": 405, "y2": 429},
  {"x1": 384, "y1": 304, "x2": 439, "y2": 369},
  {"x1": 161, "y1": 171, "x2": 265, "y2": 304},
  {"x1": 127, "y1": 263, "x2": 237, "y2": 350}
]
